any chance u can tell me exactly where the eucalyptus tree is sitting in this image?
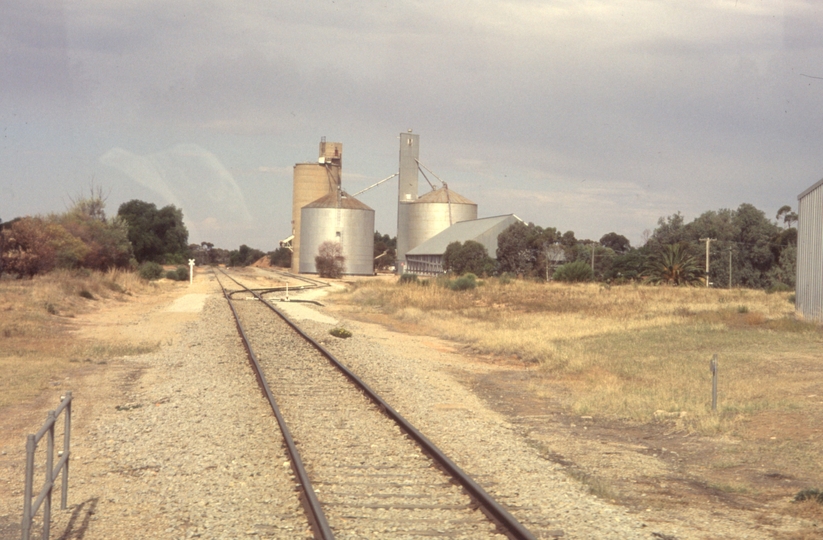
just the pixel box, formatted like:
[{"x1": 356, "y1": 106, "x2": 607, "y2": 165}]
[
  {"x1": 650, "y1": 203, "x2": 792, "y2": 289},
  {"x1": 117, "y1": 200, "x2": 189, "y2": 264}
]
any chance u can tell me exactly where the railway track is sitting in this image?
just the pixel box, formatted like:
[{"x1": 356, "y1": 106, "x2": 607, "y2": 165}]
[
  {"x1": 223, "y1": 267, "x2": 329, "y2": 300},
  {"x1": 214, "y1": 269, "x2": 537, "y2": 540}
]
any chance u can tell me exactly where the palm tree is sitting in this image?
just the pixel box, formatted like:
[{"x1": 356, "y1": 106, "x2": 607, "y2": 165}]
[{"x1": 645, "y1": 242, "x2": 702, "y2": 285}]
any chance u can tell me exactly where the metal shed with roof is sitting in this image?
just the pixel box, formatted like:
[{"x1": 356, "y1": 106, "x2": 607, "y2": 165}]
[
  {"x1": 404, "y1": 214, "x2": 521, "y2": 275},
  {"x1": 797, "y1": 177, "x2": 823, "y2": 321}
]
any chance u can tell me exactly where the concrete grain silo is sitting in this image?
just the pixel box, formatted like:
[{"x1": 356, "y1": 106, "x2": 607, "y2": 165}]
[
  {"x1": 405, "y1": 187, "x2": 477, "y2": 256},
  {"x1": 299, "y1": 191, "x2": 375, "y2": 275},
  {"x1": 291, "y1": 138, "x2": 342, "y2": 272},
  {"x1": 395, "y1": 131, "x2": 419, "y2": 272}
]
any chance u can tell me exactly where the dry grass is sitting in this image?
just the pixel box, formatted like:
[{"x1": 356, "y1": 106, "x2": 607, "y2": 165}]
[
  {"x1": 0, "y1": 269, "x2": 159, "y2": 409},
  {"x1": 335, "y1": 278, "x2": 821, "y2": 434}
]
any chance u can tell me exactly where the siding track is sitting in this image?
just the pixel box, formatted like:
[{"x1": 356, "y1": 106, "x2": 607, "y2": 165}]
[{"x1": 215, "y1": 269, "x2": 536, "y2": 540}]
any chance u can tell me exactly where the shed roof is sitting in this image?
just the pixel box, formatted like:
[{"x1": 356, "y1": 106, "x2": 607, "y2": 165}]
[
  {"x1": 799, "y1": 177, "x2": 823, "y2": 201},
  {"x1": 406, "y1": 214, "x2": 521, "y2": 256}
]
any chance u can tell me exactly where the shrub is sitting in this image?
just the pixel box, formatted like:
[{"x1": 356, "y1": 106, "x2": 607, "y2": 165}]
[
  {"x1": 138, "y1": 261, "x2": 163, "y2": 280},
  {"x1": 229, "y1": 244, "x2": 266, "y2": 267},
  {"x1": 329, "y1": 327, "x2": 352, "y2": 339},
  {"x1": 553, "y1": 260, "x2": 593, "y2": 282},
  {"x1": 448, "y1": 273, "x2": 477, "y2": 291},
  {"x1": 794, "y1": 489, "x2": 823, "y2": 504},
  {"x1": 165, "y1": 253, "x2": 187, "y2": 265},
  {"x1": 766, "y1": 282, "x2": 792, "y2": 294},
  {"x1": 1, "y1": 217, "x2": 76, "y2": 277},
  {"x1": 269, "y1": 246, "x2": 292, "y2": 268},
  {"x1": 104, "y1": 281, "x2": 125, "y2": 293},
  {"x1": 315, "y1": 241, "x2": 345, "y2": 278},
  {"x1": 58, "y1": 209, "x2": 133, "y2": 270},
  {"x1": 1, "y1": 199, "x2": 135, "y2": 278},
  {"x1": 177, "y1": 266, "x2": 189, "y2": 280},
  {"x1": 435, "y1": 274, "x2": 452, "y2": 288},
  {"x1": 399, "y1": 273, "x2": 419, "y2": 284},
  {"x1": 443, "y1": 241, "x2": 496, "y2": 276},
  {"x1": 165, "y1": 266, "x2": 189, "y2": 281}
]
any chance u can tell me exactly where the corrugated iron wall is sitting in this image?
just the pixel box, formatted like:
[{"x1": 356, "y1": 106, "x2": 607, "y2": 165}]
[
  {"x1": 299, "y1": 205, "x2": 375, "y2": 275},
  {"x1": 797, "y1": 179, "x2": 823, "y2": 321}
]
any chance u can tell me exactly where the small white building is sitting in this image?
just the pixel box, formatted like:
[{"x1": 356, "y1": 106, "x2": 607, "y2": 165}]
[{"x1": 797, "y1": 178, "x2": 823, "y2": 321}]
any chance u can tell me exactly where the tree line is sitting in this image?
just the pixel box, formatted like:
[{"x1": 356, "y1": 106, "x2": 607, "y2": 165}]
[
  {"x1": 1, "y1": 191, "x2": 191, "y2": 278},
  {"x1": 442, "y1": 202, "x2": 797, "y2": 289},
  {"x1": 1, "y1": 193, "x2": 798, "y2": 290},
  {"x1": 0, "y1": 188, "x2": 363, "y2": 279}
]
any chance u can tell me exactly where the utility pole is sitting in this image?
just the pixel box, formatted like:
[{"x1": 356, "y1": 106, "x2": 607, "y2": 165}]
[
  {"x1": 728, "y1": 247, "x2": 733, "y2": 289},
  {"x1": 591, "y1": 244, "x2": 595, "y2": 273},
  {"x1": 544, "y1": 243, "x2": 549, "y2": 282},
  {"x1": 700, "y1": 238, "x2": 715, "y2": 287}
]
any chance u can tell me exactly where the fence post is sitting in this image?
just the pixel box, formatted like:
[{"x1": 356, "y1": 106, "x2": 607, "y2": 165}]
[
  {"x1": 61, "y1": 392, "x2": 71, "y2": 510},
  {"x1": 710, "y1": 354, "x2": 718, "y2": 412},
  {"x1": 22, "y1": 435, "x2": 35, "y2": 540},
  {"x1": 43, "y1": 410, "x2": 55, "y2": 540}
]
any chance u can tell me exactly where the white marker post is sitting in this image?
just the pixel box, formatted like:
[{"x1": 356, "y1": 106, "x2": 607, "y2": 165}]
[{"x1": 188, "y1": 259, "x2": 195, "y2": 285}]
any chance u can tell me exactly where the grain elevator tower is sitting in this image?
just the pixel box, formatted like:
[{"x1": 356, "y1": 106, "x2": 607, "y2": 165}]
[{"x1": 396, "y1": 130, "x2": 419, "y2": 273}]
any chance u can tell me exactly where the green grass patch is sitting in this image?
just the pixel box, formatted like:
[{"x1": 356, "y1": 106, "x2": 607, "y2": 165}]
[{"x1": 329, "y1": 327, "x2": 352, "y2": 339}]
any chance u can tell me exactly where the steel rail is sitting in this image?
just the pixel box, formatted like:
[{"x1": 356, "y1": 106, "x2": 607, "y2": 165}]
[
  {"x1": 256, "y1": 267, "x2": 330, "y2": 289},
  {"x1": 214, "y1": 271, "x2": 335, "y2": 540},
  {"x1": 218, "y1": 269, "x2": 537, "y2": 540},
  {"x1": 226, "y1": 287, "x2": 323, "y2": 303},
  {"x1": 224, "y1": 268, "x2": 328, "y2": 301}
]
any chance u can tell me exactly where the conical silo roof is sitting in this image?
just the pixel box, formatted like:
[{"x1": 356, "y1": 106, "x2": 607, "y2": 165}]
[
  {"x1": 415, "y1": 187, "x2": 474, "y2": 205},
  {"x1": 303, "y1": 191, "x2": 373, "y2": 211}
]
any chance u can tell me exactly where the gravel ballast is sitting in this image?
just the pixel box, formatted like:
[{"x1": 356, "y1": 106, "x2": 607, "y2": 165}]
[
  {"x1": 47, "y1": 293, "x2": 312, "y2": 539},
  {"x1": 12, "y1": 275, "x2": 687, "y2": 539}
]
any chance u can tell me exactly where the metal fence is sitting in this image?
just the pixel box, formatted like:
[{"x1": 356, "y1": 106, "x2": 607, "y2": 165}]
[{"x1": 21, "y1": 392, "x2": 72, "y2": 540}]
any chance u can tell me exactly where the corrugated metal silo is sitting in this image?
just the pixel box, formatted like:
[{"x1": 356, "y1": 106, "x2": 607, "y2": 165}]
[
  {"x1": 405, "y1": 187, "x2": 477, "y2": 258},
  {"x1": 299, "y1": 191, "x2": 375, "y2": 275},
  {"x1": 291, "y1": 141, "x2": 342, "y2": 272},
  {"x1": 797, "y1": 178, "x2": 823, "y2": 321}
]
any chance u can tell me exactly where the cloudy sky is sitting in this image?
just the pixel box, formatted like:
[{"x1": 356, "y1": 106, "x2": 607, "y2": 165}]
[{"x1": 2, "y1": 0, "x2": 822, "y2": 250}]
